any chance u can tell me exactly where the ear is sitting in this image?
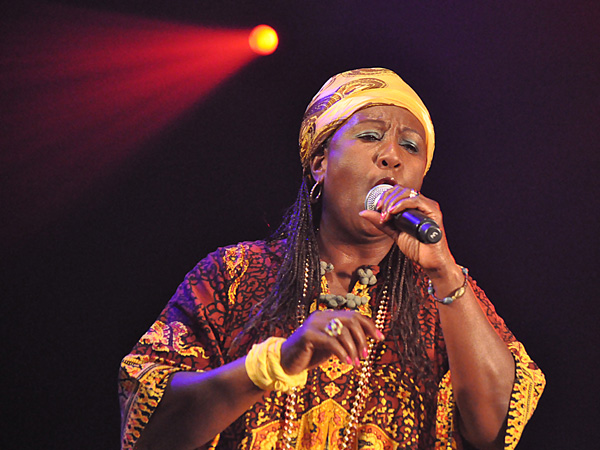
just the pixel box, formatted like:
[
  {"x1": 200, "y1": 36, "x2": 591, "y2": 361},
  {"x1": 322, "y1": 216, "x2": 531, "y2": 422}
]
[{"x1": 309, "y1": 149, "x2": 328, "y2": 184}]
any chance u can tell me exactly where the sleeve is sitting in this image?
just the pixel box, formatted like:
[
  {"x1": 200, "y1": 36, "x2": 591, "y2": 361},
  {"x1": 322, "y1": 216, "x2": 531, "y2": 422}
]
[
  {"x1": 434, "y1": 276, "x2": 546, "y2": 450},
  {"x1": 117, "y1": 247, "x2": 234, "y2": 449}
]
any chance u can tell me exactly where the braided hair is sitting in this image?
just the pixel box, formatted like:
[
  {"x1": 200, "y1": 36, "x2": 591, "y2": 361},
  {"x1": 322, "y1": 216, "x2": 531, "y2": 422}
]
[{"x1": 233, "y1": 174, "x2": 437, "y2": 409}]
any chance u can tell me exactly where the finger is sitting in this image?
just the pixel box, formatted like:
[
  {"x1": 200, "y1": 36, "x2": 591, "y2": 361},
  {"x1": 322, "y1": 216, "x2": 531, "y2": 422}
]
[
  {"x1": 385, "y1": 197, "x2": 418, "y2": 219},
  {"x1": 318, "y1": 326, "x2": 356, "y2": 367},
  {"x1": 377, "y1": 186, "x2": 407, "y2": 216},
  {"x1": 330, "y1": 324, "x2": 362, "y2": 367},
  {"x1": 343, "y1": 319, "x2": 369, "y2": 362},
  {"x1": 304, "y1": 312, "x2": 384, "y2": 368},
  {"x1": 339, "y1": 311, "x2": 385, "y2": 361},
  {"x1": 321, "y1": 314, "x2": 375, "y2": 367},
  {"x1": 287, "y1": 324, "x2": 353, "y2": 371},
  {"x1": 359, "y1": 210, "x2": 399, "y2": 240},
  {"x1": 378, "y1": 187, "x2": 415, "y2": 222},
  {"x1": 387, "y1": 196, "x2": 443, "y2": 230},
  {"x1": 352, "y1": 311, "x2": 385, "y2": 342}
]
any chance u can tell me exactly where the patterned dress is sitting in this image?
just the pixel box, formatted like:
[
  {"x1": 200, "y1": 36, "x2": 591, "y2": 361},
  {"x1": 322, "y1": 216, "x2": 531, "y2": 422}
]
[{"x1": 119, "y1": 240, "x2": 545, "y2": 449}]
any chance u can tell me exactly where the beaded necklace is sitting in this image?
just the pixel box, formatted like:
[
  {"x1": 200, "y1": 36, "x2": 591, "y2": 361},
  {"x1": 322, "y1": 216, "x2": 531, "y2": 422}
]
[
  {"x1": 281, "y1": 258, "x2": 405, "y2": 450},
  {"x1": 316, "y1": 261, "x2": 377, "y2": 311}
]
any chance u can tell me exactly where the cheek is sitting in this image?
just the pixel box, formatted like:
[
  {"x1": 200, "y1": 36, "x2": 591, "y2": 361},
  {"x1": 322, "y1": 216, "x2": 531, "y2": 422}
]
[
  {"x1": 326, "y1": 150, "x2": 356, "y2": 177},
  {"x1": 323, "y1": 156, "x2": 366, "y2": 206},
  {"x1": 327, "y1": 159, "x2": 367, "y2": 192},
  {"x1": 407, "y1": 157, "x2": 427, "y2": 189}
]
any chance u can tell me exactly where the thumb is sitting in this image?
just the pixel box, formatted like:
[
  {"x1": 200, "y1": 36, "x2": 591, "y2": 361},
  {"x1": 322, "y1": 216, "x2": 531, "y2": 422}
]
[{"x1": 359, "y1": 210, "x2": 399, "y2": 240}]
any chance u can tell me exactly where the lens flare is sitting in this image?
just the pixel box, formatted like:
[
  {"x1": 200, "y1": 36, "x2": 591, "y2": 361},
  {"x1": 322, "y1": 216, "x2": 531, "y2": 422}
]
[{"x1": 248, "y1": 25, "x2": 278, "y2": 55}]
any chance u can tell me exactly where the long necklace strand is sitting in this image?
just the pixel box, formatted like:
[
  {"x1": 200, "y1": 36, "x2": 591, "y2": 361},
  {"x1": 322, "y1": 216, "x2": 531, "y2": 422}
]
[
  {"x1": 282, "y1": 256, "x2": 390, "y2": 450},
  {"x1": 338, "y1": 285, "x2": 388, "y2": 449},
  {"x1": 281, "y1": 255, "x2": 311, "y2": 449}
]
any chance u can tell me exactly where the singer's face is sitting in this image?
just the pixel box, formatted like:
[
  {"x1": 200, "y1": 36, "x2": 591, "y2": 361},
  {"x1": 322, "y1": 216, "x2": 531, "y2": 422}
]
[{"x1": 311, "y1": 105, "x2": 427, "y2": 238}]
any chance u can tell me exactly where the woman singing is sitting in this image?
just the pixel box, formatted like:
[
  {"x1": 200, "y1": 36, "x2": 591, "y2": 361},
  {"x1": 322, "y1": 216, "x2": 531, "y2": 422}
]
[{"x1": 119, "y1": 68, "x2": 545, "y2": 450}]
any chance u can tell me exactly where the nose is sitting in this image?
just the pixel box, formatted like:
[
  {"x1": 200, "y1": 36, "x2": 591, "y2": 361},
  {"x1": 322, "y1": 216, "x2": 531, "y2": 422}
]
[{"x1": 376, "y1": 141, "x2": 402, "y2": 169}]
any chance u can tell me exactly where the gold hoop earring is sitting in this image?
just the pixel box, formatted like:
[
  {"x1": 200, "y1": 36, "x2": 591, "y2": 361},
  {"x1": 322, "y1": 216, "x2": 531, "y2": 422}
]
[{"x1": 309, "y1": 182, "x2": 322, "y2": 204}]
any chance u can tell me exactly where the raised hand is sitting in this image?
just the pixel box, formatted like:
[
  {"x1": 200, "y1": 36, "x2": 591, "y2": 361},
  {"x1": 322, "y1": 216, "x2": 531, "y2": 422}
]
[{"x1": 280, "y1": 309, "x2": 384, "y2": 376}]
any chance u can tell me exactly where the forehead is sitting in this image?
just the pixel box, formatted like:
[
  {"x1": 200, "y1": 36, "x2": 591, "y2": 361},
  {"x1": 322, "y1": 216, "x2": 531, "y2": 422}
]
[{"x1": 345, "y1": 105, "x2": 426, "y2": 136}]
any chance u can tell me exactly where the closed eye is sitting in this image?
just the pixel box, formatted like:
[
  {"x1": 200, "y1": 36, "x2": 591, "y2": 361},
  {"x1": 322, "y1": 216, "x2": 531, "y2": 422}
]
[
  {"x1": 357, "y1": 132, "x2": 381, "y2": 141},
  {"x1": 400, "y1": 139, "x2": 419, "y2": 153}
]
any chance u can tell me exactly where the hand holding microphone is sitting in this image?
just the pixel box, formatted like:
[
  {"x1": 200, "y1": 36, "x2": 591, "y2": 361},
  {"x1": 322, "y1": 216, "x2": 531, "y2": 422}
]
[{"x1": 364, "y1": 184, "x2": 442, "y2": 244}]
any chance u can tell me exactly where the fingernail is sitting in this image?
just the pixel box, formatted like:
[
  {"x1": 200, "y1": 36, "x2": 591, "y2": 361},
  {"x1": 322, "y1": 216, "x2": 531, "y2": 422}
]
[
  {"x1": 376, "y1": 331, "x2": 385, "y2": 340},
  {"x1": 355, "y1": 357, "x2": 361, "y2": 367},
  {"x1": 346, "y1": 356, "x2": 353, "y2": 365},
  {"x1": 362, "y1": 348, "x2": 369, "y2": 358}
]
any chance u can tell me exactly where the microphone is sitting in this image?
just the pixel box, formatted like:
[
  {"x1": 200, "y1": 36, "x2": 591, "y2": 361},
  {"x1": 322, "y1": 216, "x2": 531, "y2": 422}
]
[{"x1": 364, "y1": 184, "x2": 443, "y2": 244}]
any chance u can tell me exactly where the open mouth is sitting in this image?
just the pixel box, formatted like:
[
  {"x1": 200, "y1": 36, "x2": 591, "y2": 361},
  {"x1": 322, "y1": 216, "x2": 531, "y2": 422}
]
[{"x1": 372, "y1": 177, "x2": 397, "y2": 189}]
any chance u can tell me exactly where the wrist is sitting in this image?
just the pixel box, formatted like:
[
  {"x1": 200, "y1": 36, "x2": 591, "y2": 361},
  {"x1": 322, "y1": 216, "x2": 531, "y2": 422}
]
[
  {"x1": 245, "y1": 337, "x2": 308, "y2": 392},
  {"x1": 425, "y1": 260, "x2": 462, "y2": 282},
  {"x1": 427, "y1": 265, "x2": 469, "y2": 305}
]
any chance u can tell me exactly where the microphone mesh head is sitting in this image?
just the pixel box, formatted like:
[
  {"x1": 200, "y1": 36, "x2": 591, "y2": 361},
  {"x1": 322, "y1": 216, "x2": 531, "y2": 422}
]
[{"x1": 364, "y1": 184, "x2": 393, "y2": 211}]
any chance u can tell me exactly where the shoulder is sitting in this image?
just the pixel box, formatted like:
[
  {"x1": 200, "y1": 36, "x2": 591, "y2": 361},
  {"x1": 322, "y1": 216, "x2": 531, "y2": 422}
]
[
  {"x1": 221, "y1": 239, "x2": 284, "y2": 266},
  {"x1": 188, "y1": 239, "x2": 285, "y2": 282},
  {"x1": 218, "y1": 239, "x2": 284, "y2": 272},
  {"x1": 165, "y1": 239, "x2": 285, "y2": 328}
]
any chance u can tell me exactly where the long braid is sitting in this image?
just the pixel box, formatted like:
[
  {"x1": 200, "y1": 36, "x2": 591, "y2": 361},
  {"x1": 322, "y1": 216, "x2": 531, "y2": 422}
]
[
  {"x1": 384, "y1": 246, "x2": 437, "y2": 414},
  {"x1": 233, "y1": 177, "x2": 320, "y2": 344}
]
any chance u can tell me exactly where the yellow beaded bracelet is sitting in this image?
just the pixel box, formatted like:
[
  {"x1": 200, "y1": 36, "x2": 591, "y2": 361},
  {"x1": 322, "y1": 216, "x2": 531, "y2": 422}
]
[{"x1": 245, "y1": 337, "x2": 308, "y2": 392}]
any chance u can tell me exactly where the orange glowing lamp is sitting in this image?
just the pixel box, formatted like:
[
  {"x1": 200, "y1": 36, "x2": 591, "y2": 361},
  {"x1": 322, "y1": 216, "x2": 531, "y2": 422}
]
[{"x1": 248, "y1": 25, "x2": 278, "y2": 55}]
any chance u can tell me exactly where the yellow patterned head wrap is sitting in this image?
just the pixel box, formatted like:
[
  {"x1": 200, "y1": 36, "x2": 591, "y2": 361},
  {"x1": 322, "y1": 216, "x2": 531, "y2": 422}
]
[{"x1": 299, "y1": 67, "x2": 435, "y2": 174}]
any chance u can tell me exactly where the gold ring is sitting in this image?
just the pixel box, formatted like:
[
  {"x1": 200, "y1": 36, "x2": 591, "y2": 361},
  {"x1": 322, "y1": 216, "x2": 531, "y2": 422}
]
[
  {"x1": 409, "y1": 189, "x2": 419, "y2": 198},
  {"x1": 324, "y1": 318, "x2": 344, "y2": 337}
]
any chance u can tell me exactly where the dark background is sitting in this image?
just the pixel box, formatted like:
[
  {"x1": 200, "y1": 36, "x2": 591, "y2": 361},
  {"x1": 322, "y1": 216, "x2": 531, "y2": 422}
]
[{"x1": 2, "y1": 1, "x2": 598, "y2": 448}]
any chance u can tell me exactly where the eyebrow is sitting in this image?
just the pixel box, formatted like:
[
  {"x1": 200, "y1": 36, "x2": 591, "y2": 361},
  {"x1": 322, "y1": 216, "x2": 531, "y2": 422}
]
[{"x1": 354, "y1": 119, "x2": 424, "y2": 138}]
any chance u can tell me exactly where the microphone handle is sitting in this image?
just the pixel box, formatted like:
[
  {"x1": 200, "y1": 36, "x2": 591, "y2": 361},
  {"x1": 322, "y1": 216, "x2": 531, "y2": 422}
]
[{"x1": 393, "y1": 209, "x2": 443, "y2": 244}]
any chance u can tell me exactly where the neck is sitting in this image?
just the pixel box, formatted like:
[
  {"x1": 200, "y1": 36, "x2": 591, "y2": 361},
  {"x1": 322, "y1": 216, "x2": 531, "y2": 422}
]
[{"x1": 316, "y1": 221, "x2": 393, "y2": 294}]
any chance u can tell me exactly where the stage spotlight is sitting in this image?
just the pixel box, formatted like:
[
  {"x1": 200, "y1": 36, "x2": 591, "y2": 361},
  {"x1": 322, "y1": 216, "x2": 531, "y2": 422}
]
[{"x1": 248, "y1": 25, "x2": 278, "y2": 55}]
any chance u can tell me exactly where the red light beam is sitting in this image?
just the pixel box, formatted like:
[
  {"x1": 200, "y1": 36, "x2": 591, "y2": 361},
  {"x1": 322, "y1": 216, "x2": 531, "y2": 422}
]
[{"x1": 0, "y1": 2, "x2": 260, "y2": 241}]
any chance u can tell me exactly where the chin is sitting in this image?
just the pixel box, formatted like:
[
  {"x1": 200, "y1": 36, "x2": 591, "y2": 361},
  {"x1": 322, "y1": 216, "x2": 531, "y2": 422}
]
[{"x1": 359, "y1": 222, "x2": 389, "y2": 240}]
